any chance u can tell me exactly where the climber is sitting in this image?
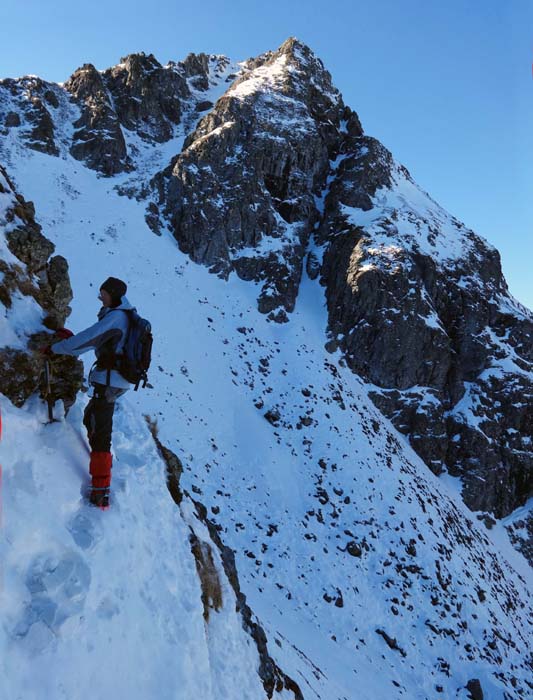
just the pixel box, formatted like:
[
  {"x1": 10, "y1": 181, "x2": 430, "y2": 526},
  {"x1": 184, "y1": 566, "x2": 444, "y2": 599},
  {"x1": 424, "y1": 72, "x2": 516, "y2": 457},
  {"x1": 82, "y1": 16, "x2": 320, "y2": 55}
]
[{"x1": 48, "y1": 277, "x2": 132, "y2": 509}]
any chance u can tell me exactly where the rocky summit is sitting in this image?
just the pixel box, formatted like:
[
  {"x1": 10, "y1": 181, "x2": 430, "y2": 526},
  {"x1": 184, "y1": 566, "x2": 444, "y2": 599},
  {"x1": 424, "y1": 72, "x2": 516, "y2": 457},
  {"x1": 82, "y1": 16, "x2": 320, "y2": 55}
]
[
  {"x1": 0, "y1": 38, "x2": 532, "y2": 700},
  {"x1": 151, "y1": 38, "x2": 362, "y2": 319}
]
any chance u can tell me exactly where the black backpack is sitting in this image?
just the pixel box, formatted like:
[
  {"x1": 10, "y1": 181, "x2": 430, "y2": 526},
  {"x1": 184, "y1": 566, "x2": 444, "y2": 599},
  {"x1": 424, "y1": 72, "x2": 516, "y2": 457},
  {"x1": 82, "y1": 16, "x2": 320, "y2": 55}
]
[{"x1": 115, "y1": 309, "x2": 153, "y2": 390}]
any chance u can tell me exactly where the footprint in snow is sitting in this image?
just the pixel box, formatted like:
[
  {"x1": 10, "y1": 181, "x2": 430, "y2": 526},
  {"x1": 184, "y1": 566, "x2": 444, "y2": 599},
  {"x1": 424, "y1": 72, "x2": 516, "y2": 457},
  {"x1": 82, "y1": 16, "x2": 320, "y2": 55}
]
[
  {"x1": 13, "y1": 551, "x2": 91, "y2": 653},
  {"x1": 67, "y1": 511, "x2": 101, "y2": 550},
  {"x1": 6, "y1": 458, "x2": 37, "y2": 496}
]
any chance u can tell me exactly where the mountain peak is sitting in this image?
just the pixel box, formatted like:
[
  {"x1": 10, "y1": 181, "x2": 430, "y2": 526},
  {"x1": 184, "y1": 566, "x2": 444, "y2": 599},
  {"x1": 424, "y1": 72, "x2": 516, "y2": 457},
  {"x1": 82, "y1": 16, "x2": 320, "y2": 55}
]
[
  {"x1": 276, "y1": 36, "x2": 319, "y2": 64},
  {"x1": 277, "y1": 36, "x2": 305, "y2": 54},
  {"x1": 65, "y1": 62, "x2": 107, "y2": 102},
  {"x1": 227, "y1": 35, "x2": 341, "y2": 112},
  {"x1": 67, "y1": 62, "x2": 100, "y2": 80},
  {"x1": 116, "y1": 51, "x2": 162, "y2": 73}
]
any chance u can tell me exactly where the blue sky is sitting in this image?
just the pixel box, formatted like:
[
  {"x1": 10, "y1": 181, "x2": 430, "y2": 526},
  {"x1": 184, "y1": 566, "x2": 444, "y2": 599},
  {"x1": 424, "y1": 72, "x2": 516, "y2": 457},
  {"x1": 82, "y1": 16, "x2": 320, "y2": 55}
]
[{"x1": 1, "y1": 0, "x2": 531, "y2": 308}]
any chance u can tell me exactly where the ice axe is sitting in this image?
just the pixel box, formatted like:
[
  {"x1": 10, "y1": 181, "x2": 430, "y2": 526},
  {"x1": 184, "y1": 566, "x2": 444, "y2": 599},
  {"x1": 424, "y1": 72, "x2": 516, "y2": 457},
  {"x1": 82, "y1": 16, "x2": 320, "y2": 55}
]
[
  {"x1": 43, "y1": 358, "x2": 59, "y2": 424},
  {"x1": 38, "y1": 327, "x2": 74, "y2": 424}
]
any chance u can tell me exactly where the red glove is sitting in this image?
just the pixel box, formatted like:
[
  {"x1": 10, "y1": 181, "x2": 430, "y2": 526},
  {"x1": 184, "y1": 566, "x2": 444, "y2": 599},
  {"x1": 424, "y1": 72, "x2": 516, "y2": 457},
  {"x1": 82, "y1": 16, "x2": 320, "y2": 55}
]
[
  {"x1": 56, "y1": 328, "x2": 74, "y2": 339},
  {"x1": 39, "y1": 344, "x2": 53, "y2": 356}
]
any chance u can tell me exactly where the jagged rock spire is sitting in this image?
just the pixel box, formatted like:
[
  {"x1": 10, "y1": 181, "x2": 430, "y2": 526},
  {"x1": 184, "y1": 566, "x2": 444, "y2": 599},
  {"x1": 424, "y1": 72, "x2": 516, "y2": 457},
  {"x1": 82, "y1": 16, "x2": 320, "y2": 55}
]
[
  {"x1": 65, "y1": 63, "x2": 131, "y2": 175},
  {"x1": 152, "y1": 37, "x2": 362, "y2": 319}
]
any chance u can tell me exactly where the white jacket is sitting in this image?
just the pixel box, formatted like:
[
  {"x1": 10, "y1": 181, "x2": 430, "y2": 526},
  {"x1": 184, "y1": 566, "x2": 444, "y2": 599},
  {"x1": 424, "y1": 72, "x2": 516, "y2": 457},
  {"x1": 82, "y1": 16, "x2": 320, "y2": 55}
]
[{"x1": 51, "y1": 297, "x2": 134, "y2": 390}]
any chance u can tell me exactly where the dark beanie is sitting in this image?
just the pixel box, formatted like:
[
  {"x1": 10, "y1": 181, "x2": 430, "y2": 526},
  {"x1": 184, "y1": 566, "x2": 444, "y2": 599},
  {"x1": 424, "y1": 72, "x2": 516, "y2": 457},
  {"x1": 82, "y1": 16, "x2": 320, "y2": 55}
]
[{"x1": 100, "y1": 277, "x2": 127, "y2": 305}]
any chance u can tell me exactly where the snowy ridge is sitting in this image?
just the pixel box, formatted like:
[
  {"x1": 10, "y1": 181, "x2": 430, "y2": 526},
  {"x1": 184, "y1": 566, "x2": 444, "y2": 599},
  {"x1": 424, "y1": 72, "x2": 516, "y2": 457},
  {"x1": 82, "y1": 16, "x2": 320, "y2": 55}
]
[
  {"x1": 339, "y1": 157, "x2": 492, "y2": 269},
  {"x1": 0, "y1": 399, "x2": 285, "y2": 700},
  {"x1": 230, "y1": 53, "x2": 292, "y2": 100}
]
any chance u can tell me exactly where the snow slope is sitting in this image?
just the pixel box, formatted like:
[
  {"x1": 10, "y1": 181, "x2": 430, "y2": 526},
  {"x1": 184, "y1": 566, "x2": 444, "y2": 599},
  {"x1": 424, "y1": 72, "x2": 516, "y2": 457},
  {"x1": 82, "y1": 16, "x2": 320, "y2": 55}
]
[{"x1": 0, "y1": 398, "x2": 269, "y2": 700}]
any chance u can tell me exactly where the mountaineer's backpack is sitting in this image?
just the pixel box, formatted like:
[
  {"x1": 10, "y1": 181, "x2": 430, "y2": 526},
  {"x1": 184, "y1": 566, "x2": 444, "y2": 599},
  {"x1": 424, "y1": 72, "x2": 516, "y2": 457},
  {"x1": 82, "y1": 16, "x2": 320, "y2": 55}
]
[{"x1": 115, "y1": 309, "x2": 153, "y2": 390}]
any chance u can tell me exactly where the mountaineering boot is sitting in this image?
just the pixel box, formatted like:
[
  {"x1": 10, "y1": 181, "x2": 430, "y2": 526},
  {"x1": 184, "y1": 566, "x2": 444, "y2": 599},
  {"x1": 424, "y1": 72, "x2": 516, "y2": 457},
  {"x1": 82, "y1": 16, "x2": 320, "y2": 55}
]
[
  {"x1": 89, "y1": 451, "x2": 112, "y2": 509},
  {"x1": 90, "y1": 487, "x2": 110, "y2": 509}
]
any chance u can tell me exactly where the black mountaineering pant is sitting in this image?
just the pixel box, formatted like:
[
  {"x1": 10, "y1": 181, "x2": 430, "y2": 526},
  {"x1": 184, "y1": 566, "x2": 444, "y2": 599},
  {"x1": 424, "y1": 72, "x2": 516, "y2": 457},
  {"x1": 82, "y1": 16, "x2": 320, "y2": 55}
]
[{"x1": 83, "y1": 384, "x2": 117, "y2": 452}]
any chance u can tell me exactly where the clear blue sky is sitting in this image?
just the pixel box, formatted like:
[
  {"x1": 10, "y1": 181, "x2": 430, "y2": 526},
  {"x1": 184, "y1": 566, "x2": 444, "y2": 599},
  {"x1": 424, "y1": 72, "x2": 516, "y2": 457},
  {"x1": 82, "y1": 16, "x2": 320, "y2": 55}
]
[{"x1": 1, "y1": 0, "x2": 531, "y2": 309}]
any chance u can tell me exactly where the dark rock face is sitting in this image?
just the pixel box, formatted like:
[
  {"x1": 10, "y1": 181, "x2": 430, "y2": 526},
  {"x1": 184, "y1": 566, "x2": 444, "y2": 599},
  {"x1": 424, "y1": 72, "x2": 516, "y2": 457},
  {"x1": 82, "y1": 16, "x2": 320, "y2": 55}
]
[
  {"x1": 325, "y1": 136, "x2": 394, "y2": 212},
  {"x1": 24, "y1": 96, "x2": 59, "y2": 156},
  {"x1": 0, "y1": 347, "x2": 41, "y2": 408},
  {"x1": 318, "y1": 136, "x2": 533, "y2": 518},
  {"x1": 45, "y1": 255, "x2": 73, "y2": 327},
  {"x1": 62, "y1": 51, "x2": 229, "y2": 174},
  {"x1": 64, "y1": 64, "x2": 131, "y2": 175},
  {"x1": 0, "y1": 77, "x2": 60, "y2": 155},
  {"x1": 5, "y1": 111, "x2": 21, "y2": 127},
  {"x1": 466, "y1": 678, "x2": 484, "y2": 700},
  {"x1": 0, "y1": 165, "x2": 73, "y2": 328},
  {"x1": 180, "y1": 53, "x2": 212, "y2": 90},
  {"x1": 0, "y1": 164, "x2": 83, "y2": 407},
  {"x1": 5, "y1": 213, "x2": 55, "y2": 273},
  {"x1": 102, "y1": 53, "x2": 188, "y2": 143},
  {"x1": 152, "y1": 38, "x2": 361, "y2": 317}
]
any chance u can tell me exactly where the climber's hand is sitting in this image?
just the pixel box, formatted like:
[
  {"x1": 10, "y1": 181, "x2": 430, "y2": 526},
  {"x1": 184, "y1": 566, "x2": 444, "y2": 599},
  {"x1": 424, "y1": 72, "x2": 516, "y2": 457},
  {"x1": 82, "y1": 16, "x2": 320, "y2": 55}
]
[{"x1": 56, "y1": 328, "x2": 74, "y2": 339}]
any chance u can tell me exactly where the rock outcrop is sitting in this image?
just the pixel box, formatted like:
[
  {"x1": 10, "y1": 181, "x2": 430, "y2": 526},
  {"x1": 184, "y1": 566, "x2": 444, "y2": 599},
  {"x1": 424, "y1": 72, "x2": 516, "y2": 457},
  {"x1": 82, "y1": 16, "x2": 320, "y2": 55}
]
[
  {"x1": 317, "y1": 133, "x2": 533, "y2": 518},
  {"x1": 0, "y1": 77, "x2": 61, "y2": 155},
  {"x1": 62, "y1": 52, "x2": 231, "y2": 175},
  {"x1": 64, "y1": 63, "x2": 131, "y2": 175},
  {"x1": 151, "y1": 38, "x2": 361, "y2": 319},
  {"x1": 103, "y1": 53, "x2": 188, "y2": 143},
  {"x1": 0, "y1": 164, "x2": 82, "y2": 407}
]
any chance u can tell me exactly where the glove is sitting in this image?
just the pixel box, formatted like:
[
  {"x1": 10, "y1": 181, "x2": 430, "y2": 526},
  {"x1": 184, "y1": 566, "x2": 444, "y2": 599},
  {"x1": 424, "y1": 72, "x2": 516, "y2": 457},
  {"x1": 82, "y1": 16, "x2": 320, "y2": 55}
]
[
  {"x1": 56, "y1": 328, "x2": 74, "y2": 339},
  {"x1": 39, "y1": 344, "x2": 54, "y2": 356}
]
